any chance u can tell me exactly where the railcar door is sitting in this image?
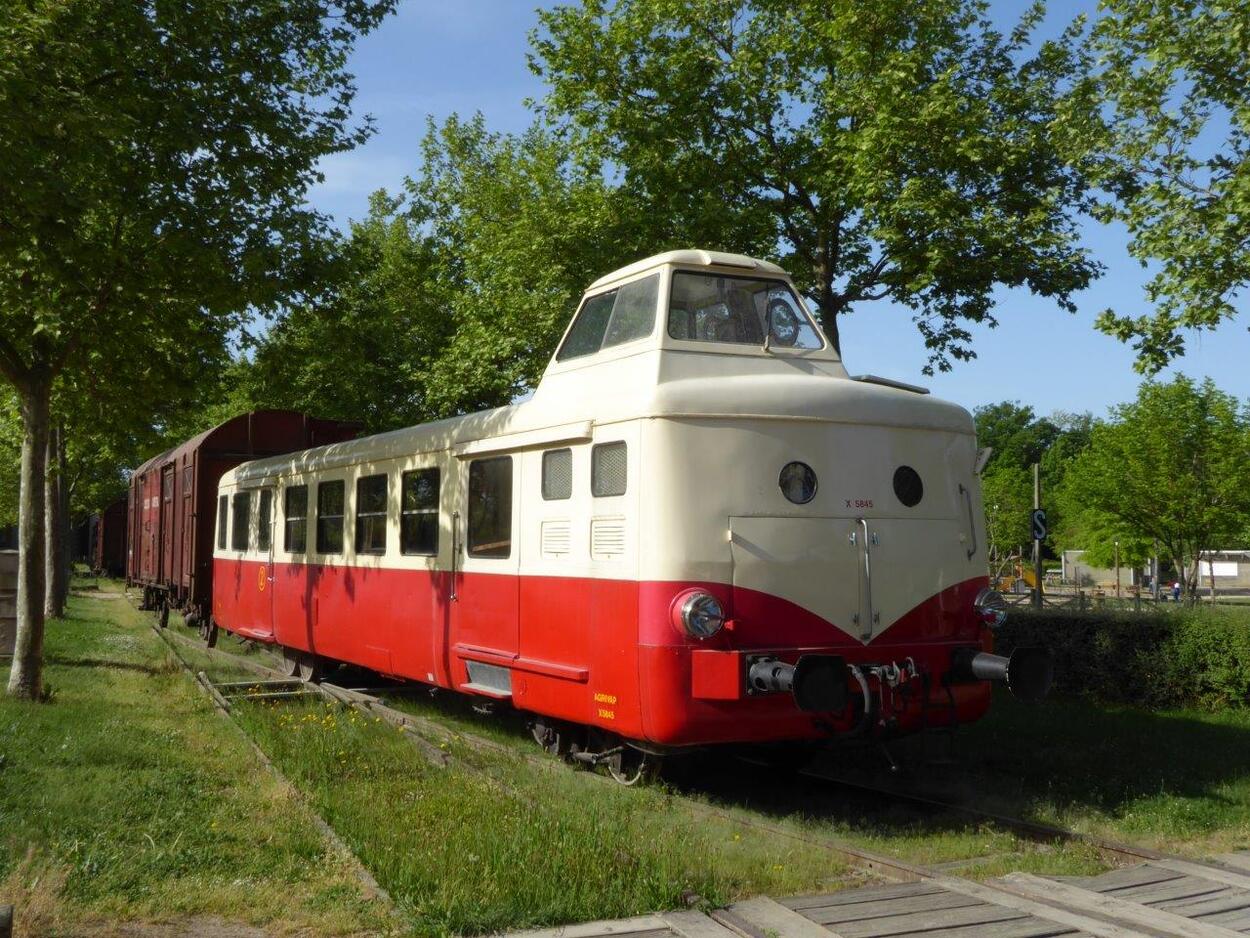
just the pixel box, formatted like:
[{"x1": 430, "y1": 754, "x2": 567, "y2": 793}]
[
  {"x1": 160, "y1": 464, "x2": 175, "y2": 585},
  {"x1": 257, "y1": 487, "x2": 276, "y2": 637},
  {"x1": 449, "y1": 453, "x2": 521, "y2": 698}
]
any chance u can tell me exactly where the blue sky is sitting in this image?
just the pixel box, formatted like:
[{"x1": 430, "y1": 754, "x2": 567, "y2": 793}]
[{"x1": 306, "y1": 0, "x2": 1248, "y2": 418}]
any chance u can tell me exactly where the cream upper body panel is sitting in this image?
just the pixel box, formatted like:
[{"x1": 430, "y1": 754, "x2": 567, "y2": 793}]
[{"x1": 215, "y1": 250, "x2": 985, "y2": 642}]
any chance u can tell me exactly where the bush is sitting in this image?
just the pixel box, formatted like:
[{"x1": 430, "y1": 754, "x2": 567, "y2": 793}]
[{"x1": 996, "y1": 605, "x2": 1250, "y2": 710}]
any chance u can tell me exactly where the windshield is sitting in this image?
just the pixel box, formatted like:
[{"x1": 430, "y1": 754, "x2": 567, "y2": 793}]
[{"x1": 667, "y1": 271, "x2": 823, "y2": 349}]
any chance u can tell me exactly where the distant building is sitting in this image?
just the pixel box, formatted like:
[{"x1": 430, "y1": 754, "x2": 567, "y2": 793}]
[{"x1": 1189, "y1": 550, "x2": 1250, "y2": 590}]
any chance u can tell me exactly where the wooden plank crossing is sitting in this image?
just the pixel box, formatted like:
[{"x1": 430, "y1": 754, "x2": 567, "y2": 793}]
[{"x1": 500, "y1": 851, "x2": 1250, "y2": 938}]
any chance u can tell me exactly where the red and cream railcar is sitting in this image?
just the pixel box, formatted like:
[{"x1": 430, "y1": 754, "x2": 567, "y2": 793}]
[
  {"x1": 127, "y1": 410, "x2": 359, "y2": 628},
  {"x1": 212, "y1": 250, "x2": 1045, "y2": 775}
]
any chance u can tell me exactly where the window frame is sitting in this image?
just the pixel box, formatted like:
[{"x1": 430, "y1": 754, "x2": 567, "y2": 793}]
[
  {"x1": 591, "y1": 442, "x2": 628, "y2": 498},
  {"x1": 354, "y1": 473, "x2": 389, "y2": 556},
  {"x1": 231, "y1": 492, "x2": 251, "y2": 552},
  {"x1": 541, "y1": 448, "x2": 573, "y2": 501},
  {"x1": 284, "y1": 484, "x2": 309, "y2": 554},
  {"x1": 257, "y1": 489, "x2": 273, "y2": 553},
  {"x1": 216, "y1": 495, "x2": 228, "y2": 550},
  {"x1": 400, "y1": 467, "x2": 440, "y2": 557},
  {"x1": 554, "y1": 273, "x2": 660, "y2": 362},
  {"x1": 666, "y1": 270, "x2": 825, "y2": 350},
  {"x1": 466, "y1": 456, "x2": 513, "y2": 560},
  {"x1": 316, "y1": 479, "x2": 346, "y2": 555}
]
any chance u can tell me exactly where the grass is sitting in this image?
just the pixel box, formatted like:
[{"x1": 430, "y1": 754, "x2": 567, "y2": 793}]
[
  {"x1": 0, "y1": 582, "x2": 389, "y2": 937},
  {"x1": 10, "y1": 582, "x2": 1250, "y2": 936}
]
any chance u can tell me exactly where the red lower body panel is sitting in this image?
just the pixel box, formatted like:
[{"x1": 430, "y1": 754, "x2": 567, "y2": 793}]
[{"x1": 212, "y1": 558, "x2": 991, "y2": 747}]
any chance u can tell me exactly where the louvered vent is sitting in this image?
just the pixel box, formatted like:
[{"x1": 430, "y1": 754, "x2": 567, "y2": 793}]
[
  {"x1": 591, "y1": 518, "x2": 626, "y2": 559},
  {"x1": 541, "y1": 520, "x2": 572, "y2": 558}
]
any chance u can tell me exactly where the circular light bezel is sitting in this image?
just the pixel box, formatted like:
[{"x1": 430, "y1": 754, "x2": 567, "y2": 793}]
[
  {"x1": 679, "y1": 591, "x2": 726, "y2": 640},
  {"x1": 779, "y1": 461, "x2": 818, "y2": 505},
  {"x1": 974, "y1": 587, "x2": 1008, "y2": 631}
]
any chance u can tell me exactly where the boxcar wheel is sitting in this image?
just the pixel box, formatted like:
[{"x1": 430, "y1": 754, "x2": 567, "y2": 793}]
[{"x1": 158, "y1": 602, "x2": 170, "y2": 629}]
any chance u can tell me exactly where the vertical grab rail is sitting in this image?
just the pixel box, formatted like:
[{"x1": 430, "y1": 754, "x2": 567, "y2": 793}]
[
  {"x1": 450, "y1": 511, "x2": 460, "y2": 602},
  {"x1": 959, "y1": 484, "x2": 977, "y2": 559},
  {"x1": 858, "y1": 517, "x2": 873, "y2": 641}
]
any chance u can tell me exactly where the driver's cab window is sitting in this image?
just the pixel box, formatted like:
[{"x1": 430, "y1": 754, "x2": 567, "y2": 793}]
[
  {"x1": 555, "y1": 274, "x2": 660, "y2": 361},
  {"x1": 667, "y1": 271, "x2": 822, "y2": 349}
]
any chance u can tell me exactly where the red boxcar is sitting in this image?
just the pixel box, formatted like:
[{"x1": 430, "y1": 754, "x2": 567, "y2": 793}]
[
  {"x1": 128, "y1": 410, "x2": 359, "y2": 627},
  {"x1": 91, "y1": 497, "x2": 128, "y2": 577}
]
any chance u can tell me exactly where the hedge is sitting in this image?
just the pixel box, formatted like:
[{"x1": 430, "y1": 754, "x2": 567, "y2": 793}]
[{"x1": 995, "y1": 605, "x2": 1250, "y2": 711}]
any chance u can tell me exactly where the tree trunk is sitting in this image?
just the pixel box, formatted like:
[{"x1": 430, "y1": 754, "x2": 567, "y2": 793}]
[
  {"x1": 44, "y1": 422, "x2": 65, "y2": 619},
  {"x1": 6, "y1": 375, "x2": 50, "y2": 701}
]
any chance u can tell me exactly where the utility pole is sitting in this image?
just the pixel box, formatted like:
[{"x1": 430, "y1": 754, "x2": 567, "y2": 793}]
[
  {"x1": 1114, "y1": 540, "x2": 1122, "y2": 599},
  {"x1": 1032, "y1": 462, "x2": 1043, "y2": 610}
]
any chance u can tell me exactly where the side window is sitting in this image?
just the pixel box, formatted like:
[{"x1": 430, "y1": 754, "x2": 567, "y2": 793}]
[
  {"x1": 257, "y1": 489, "x2": 273, "y2": 552},
  {"x1": 401, "y1": 468, "x2": 439, "y2": 555},
  {"x1": 231, "y1": 492, "x2": 251, "y2": 551},
  {"x1": 467, "y1": 456, "x2": 512, "y2": 559},
  {"x1": 555, "y1": 273, "x2": 660, "y2": 361},
  {"x1": 316, "y1": 480, "x2": 345, "y2": 554},
  {"x1": 284, "y1": 485, "x2": 308, "y2": 553},
  {"x1": 216, "y1": 495, "x2": 228, "y2": 549},
  {"x1": 355, "y1": 474, "x2": 388, "y2": 555},
  {"x1": 541, "y1": 448, "x2": 572, "y2": 500},
  {"x1": 592, "y1": 442, "x2": 627, "y2": 497}
]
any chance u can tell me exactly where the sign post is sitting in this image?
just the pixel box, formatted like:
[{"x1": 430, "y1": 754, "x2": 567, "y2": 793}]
[{"x1": 1032, "y1": 463, "x2": 1045, "y2": 610}]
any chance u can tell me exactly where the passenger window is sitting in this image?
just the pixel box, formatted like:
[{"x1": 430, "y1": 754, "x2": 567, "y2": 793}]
[
  {"x1": 284, "y1": 485, "x2": 308, "y2": 553},
  {"x1": 257, "y1": 489, "x2": 273, "y2": 552},
  {"x1": 316, "y1": 480, "x2": 345, "y2": 554},
  {"x1": 355, "y1": 474, "x2": 388, "y2": 555},
  {"x1": 216, "y1": 495, "x2": 228, "y2": 550},
  {"x1": 592, "y1": 442, "x2": 627, "y2": 497},
  {"x1": 555, "y1": 274, "x2": 660, "y2": 361},
  {"x1": 542, "y1": 449, "x2": 572, "y2": 500},
  {"x1": 401, "y1": 468, "x2": 439, "y2": 555},
  {"x1": 231, "y1": 492, "x2": 251, "y2": 551},
  {"x1": 467, "y1": 457, "x2": 512, "y2": 559}
]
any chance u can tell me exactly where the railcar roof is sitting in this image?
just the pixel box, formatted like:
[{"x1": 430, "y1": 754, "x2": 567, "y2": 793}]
[{"x1": 586, "y1": 250, "x2": 787, "y2": 290}]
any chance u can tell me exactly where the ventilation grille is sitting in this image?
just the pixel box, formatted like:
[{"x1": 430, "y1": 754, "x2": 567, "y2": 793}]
[
  {"x1": 592, "y1": 442, "x2": 627, "y2": 497},
  {"x1": 541, "y1": 520, "x2": 572, "y2": 558},
  {"x1": 591, "y1": 518, "x2": 626, "y2": 559}
]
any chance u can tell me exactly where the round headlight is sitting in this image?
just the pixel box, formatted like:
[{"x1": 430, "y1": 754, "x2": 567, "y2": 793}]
[
  {"x1": 680, "y1": 591, "x2": 725, "y2": 639},
  {"x1": 974, "y1": 587, "x2": 1008, "y2": 630},
  {"x1": 779, "y1": 461, "x2": 817, "y2": 504}
]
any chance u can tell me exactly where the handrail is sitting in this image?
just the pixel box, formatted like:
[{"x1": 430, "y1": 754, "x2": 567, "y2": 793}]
[
  {"x1": 859, "y1": 517, "x2": 873, "y2": 640},
  {"x1": 450, "y1": 511, "x2": 460, "y2": 601},
  {"x1": 960, "y1": 484, "x2": 977, "y2": 560}
]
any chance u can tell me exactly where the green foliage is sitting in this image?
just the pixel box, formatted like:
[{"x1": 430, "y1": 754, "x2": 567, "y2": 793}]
[
  {"x1": 974, "y1": 401, "x2": 1061, "y2": 470},
  {"x1": 1079, "y1": 0, "x2": 1250, "y2": 372},
  {"x1": 999, "y1": 605, "x2": 1250, "y2": 710},
  {"x1": 981, "y1": 463, "x2": 1033, "y2": 569},
  {"x1": 531, "y1": 0, "x2": 1100, "y2": 370},
  {"x1": 1059, "y1": 376, "x2": 1250, "y2": 596},
  {"x1": 245, "y1": 192, "x2": 451, "y2": 432}
]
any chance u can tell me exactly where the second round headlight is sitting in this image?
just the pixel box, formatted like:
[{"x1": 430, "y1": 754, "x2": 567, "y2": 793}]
[
  {"x1": 973, "y1": 587, "x2": 1008, "y2": 630},
  {"x1": 680, "y1": 591, "x2": 726, "y2": 639}
]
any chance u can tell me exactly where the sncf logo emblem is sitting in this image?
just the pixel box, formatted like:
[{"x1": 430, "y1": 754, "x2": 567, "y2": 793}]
[{"x1": 257, "y1": 565, "x2": 267, "y2": 592}]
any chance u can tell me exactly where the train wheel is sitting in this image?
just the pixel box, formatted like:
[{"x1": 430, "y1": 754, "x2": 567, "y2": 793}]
[
  {"x1": 606, "y1": 743, "x2": 661, "y2": 786},
  {"x1": 530, "y1": 717, "x2": 575, "y2": 758},
  {"x1": 296, "y1": 653, "x2": 321, "y2": 684},
  {"x1": 279, "y1": 647, "x2": 302, "y2": 678},
  {"x1": 158, "y1": 602, "x2": 170, "y2": 629}
]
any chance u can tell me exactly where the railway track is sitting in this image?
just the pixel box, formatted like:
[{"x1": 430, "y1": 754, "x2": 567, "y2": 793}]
[
  {"x1": 150, "y1": 614, "x2": 1250, "y2": 938},
  {"x1": 153, "y1": 616, "x2": 1161, "y2": 881}
]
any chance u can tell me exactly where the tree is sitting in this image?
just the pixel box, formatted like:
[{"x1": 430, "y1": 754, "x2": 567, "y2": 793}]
[
  {"x1": 1060, "y1": 376, "x2": 1250, "y2": 599},
  {"x1": 247, "y1": 192, "x2": 452, "y2": 433},
  {"x1": 973, "y1": 401, "x2": 1060, "y2": 471},
  {"x1": 0, "y1": 0, "x2": 395, "y2": 700},
  {"x1": 531, "y1": 0, "x2": 1101, "y2": 371},
  {"x1": 404, "y1": 115, "x2": 668, "y2": 412},
  {"x1": 980, "y1": 463, "x2": 1033, "y2": 581},
  {"x1": 1081, "y1": 0, "x2": 1250, "y2": 373}
]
